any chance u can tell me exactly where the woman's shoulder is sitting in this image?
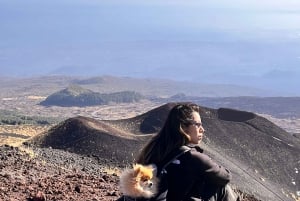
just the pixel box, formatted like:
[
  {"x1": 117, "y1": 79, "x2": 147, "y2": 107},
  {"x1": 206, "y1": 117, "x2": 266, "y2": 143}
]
[{"x1": 182, "y1": 144, "x2": 212, "y2": 163}]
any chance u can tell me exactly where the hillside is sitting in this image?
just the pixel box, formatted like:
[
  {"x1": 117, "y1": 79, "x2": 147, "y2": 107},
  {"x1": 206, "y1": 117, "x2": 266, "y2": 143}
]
[
  {"x1": 28, "y1": 116, "x2": 149, "y2": 163},
  {"x1": 27, "y1": 103, "x2": 300, "y2": 201},
  {"x1": 0, "y1": 75, "x2": 276, "y2": 98},
  {"x1": 39, "y1": 85, "x2": 144, "y2": 107},
  {"x1": 154, "y1": 94, "x2": 300, "y2": 118},
  {"x1": 194, "y1": 96, "x2": 300, "y2": 118}
]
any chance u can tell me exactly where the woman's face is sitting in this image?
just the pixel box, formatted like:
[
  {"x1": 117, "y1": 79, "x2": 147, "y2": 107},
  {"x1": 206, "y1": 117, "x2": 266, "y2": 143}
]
[{"x1": 184, "y1": 111, "x2": 205, "y2": 144}]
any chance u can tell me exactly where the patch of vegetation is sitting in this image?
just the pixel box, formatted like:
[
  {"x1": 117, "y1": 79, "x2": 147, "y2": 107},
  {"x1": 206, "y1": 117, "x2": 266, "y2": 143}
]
[
  {"x1": 0, "y1": 110, "x2": 61, "y2": 125},
  {"x1": 40, "y1": 85, "x2": 145, "y2": 107}
]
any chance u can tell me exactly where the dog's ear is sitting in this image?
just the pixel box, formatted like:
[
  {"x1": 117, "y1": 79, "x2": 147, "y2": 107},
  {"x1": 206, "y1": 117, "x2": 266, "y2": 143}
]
[
  {"x1": 133, "y1": 164, "x2": 141, "y2": 177},
  {"x1": 148, "y1": 164, "x2": 156, "y2": 170},
  {"x1": 148, "y1": 164, "x2": 157, "y2": 175}
]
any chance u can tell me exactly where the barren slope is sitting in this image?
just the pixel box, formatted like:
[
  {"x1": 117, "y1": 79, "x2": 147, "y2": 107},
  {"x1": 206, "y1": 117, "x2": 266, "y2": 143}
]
[
  {"x1": 0, "y1": 145, "x2": 121, "y2": 201},
  {"x1": 27, "y1": 103, "x2": 299, "y2": 201}
]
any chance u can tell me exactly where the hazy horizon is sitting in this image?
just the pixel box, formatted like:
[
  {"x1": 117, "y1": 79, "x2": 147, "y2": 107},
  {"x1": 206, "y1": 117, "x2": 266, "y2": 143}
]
[{"x1": 1, "y1": 0, "x2": 300, "y2": 96}]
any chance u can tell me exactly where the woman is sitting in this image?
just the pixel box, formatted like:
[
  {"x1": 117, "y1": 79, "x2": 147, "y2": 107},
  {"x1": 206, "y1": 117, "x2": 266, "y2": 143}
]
[{"x1": 136, "y1": 103, "x2": 239, "y2": 201}]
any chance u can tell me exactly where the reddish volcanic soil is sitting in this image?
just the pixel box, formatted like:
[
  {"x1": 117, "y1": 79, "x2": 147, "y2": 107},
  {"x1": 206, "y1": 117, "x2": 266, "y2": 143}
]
[
  {"x1": 3, "y1": 103, "x2": 298, "y2": 201},
  {"x1": 0, "y1": 145, "x2": 121, "y2": 201},
  {"x1": 0, "y1": 145, "x2": 262, "y2": 201}
]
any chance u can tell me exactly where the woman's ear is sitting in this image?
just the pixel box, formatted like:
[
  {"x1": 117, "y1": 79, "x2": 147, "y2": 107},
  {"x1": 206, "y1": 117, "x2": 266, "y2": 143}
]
[{"x1": 180, "y1": 125, "x2": 191, "y2": 142}]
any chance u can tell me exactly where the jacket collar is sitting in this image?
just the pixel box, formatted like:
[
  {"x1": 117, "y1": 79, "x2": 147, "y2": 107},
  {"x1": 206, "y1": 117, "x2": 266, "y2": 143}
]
[{"x1": 186, "y1": 143, "x2": 204, "y2": 153}]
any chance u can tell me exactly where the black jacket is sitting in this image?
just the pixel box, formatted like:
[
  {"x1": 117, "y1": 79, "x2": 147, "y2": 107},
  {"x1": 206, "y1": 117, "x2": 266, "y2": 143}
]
[{"x1": 166, "y1": 144, "x2": 231, "y2": 201}]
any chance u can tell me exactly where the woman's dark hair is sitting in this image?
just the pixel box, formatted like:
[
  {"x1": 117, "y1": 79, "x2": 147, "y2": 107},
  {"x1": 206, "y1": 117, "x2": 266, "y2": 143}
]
[{"x1": 136, "y1": 102, "x2": 200, "y2": 165}]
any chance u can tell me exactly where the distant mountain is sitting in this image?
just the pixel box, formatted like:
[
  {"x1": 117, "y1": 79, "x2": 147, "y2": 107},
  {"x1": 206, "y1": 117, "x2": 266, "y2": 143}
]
[
  {"x1": 196, "y1": 96, "x2": 300, "y2": 118},
  {"x1": 48, "y1": 66, "x2": 300, "y2": 96},
  {"x1": 40, "y1": 85, "x2": 144, "y2": 107},
  {"x1": 71, "y1": 75, "x2": 275, "y2": 97},
  {"x1": 2, "y1": 39, "x2": 300, "y2": 96},
  {"x1": 163, "y1": 96, "x2": 300, "y2": 118},
  {"x1": 0, "y1": 75, "x2": 294, "y2": 98}
]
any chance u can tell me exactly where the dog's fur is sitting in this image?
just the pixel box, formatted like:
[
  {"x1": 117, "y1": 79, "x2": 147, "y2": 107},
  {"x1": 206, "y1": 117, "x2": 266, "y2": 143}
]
[{"x1": 119, "y1": 164, "x2": 158, "y2": 198}]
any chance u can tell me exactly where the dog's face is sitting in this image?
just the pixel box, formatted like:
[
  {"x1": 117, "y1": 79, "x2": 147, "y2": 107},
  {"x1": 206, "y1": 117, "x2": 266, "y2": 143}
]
[
  {"x1": 133, "y1": 164, "x2": 155, "y2": 190},
  {"x1": 119, "y1": 163, "x2": 158, "y2": 198}
]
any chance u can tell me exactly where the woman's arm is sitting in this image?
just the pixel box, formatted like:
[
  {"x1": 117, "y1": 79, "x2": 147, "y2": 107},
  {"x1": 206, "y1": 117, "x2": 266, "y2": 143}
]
[{"x1": 191, "y1": 150, "x2": 232, "y2": 186}]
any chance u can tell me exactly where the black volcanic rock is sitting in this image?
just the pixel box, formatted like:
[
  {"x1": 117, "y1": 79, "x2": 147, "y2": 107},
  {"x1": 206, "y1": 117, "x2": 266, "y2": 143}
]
[
  {"x1": 199, "y1": 107, "x2": 299, "y2": 201},
  {"x1": 27, "y1": 103, "x2": 300, "y2": 201},
  {"x1": 28, "y1": 116, "x2": 149, "y2": 164},
  {"x1": 108, "y1": 102, "x2": 189, "y2": 134},
  {"x1": 131, "y1": 102, "x2": 177, "y2": 134},
  {"x1": 217, "y1": 108, "x2": 256, "y2": 122},
  {"x1": 113, "y1": 104, "x2": 299, "y2": 201}
]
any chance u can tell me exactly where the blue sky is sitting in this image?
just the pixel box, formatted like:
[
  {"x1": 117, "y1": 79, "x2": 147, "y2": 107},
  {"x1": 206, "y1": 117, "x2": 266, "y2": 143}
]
[
  {"x1": 2, "y1": 0, "x2": 300, "y2": 42},
  {"x1": 0, "y1": 0, "x2": 300, "y2": 95}
]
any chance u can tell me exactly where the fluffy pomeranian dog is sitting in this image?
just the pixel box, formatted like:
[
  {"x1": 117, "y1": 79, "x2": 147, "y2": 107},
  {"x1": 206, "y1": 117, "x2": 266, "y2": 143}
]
[{"x1": 119, "y1": 164, "x2": 158, "y2": 198}]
